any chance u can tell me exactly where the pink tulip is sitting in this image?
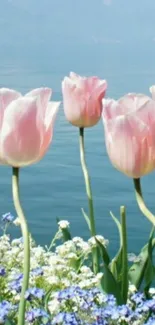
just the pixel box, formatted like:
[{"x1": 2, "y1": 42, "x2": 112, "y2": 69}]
[
  {"x1": 62, "y1": 72, "x2": 107, "y2": 127},
  {"x1": 0, "y1": 88, "x2": 60, "y2": 167},
  {"x1": 102, "y1": 93, "x2": 155, "y2": 178}
]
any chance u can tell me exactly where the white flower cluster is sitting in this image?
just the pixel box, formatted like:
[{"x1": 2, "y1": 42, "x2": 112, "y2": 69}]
[{"x1": 0, "y1": 232, "x2": 103, "y2": 308}]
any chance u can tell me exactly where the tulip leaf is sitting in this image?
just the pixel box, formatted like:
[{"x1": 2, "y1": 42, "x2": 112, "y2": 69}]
[
  {"x1": 110, "y1": 211, "x2": 122, "y2": 245},
  {"x1": 110, "y1": 211, "x2": 123, "y2": 279},
  {"x1": 100, "y1": 263, "x2": 123, "y2": 305},
  {"x1": 144, "y1": 228, "x2": 155, "y2": 292},
  {"x1": 129, "y1": 228, "x2": 155, "y2": 290},
  {"x1": 81, "y1": 208, "x2": 91, "y2": 230},
  {"x1": 110, "y1": 208, "x2": 128, "y2": 304},
  {"x1": 95, "y1": 237, "x2": 110, "y2": 266},
  {"x1": 129, "y1": 244, "x2": 149, "y2": 289}
]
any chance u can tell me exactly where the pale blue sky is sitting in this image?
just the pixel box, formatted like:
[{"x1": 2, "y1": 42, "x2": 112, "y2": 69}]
[
  {"x1": 1, "y1": 0, "x2": 155, "y2": 45},
  {"x1": 0, "y1": 0, "x2": 155, "y2": 97}
]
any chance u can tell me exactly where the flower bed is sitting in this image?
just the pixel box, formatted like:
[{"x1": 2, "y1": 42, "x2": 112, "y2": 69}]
[{"x1": 0, "y1": 218, "x2": 155, "y2": 325}]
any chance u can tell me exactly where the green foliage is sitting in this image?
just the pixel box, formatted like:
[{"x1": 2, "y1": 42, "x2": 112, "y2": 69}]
[
  {"x1": 129, "y1": 228, "x2": 155, "y2": 291},
  {"x1": 97, "y1": 207, "x2": 128, "y2": 305},
  {"x1": 81, "y1": 208, "x2": 91, "y2": 231},
  {"x1": 100, "y1": 263, "x2": 123, "y2": 305},
  {"x1": 5, "y1": 320, "x2": 16, "y2": 325},
  {"x1": 95, "y1": 237, "x2": 110, "y2": 266}
]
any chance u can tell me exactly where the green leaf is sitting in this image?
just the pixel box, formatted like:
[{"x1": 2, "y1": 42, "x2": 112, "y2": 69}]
[
  {"x1": 69, "y1": 257, "x2": 82, "y2": 270},
  {"x1": 100, "y1": 263, "x2": 123, "y2": 305},
  {"x1": 110, "y1": 211, "x2": 123, "y2": 279},
  {"x1": 129, "y1": 244, "x2": 149, "y2": 289},
  {"x1": 5, "y1": 320, "x2": 16, "y2": 325},
  {"x1": 144, "y1": 228, "x2": 155, "y2": 292},
  {"x1": 129, "y1": 230, "x2": 155, "y2": 290},
  {"x1": 81, "y1": 208, "x2": 91, "y2": 230},
  {"x1": 61, "y1": 227, "x2": 72, "y2": 242},
  {"x1": 43, "y1": 287, "x2": 53, "y2": 312},
  {"x1": 110, "y1": 211, "x2": 122, "y2": 245},
  {"x1": 110, "y1": 208, "x2": 128, "y2": 304},
  {"x1": 95, "y1": 237, "x2": 110, "y2": 266}
]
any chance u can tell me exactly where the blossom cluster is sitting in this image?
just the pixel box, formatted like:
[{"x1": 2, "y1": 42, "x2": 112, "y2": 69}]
[{"x1": 0, "y1": 215, "x2": 155, "y2": 324}]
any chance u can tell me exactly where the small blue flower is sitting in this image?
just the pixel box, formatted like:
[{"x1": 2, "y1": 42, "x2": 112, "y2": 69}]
[
  {"x1": 0, "y1": 266, "x2": 6, "y2": 276},
  {"x1": 146, "y1": 299, "x2": 155, "y2": 312},
  {"x1": 8, "y1": 274, "x2": 23, "y2": 293},
  {"x1": 26, "y1": 308, "x2": 49, "y2": 323},
  {"x1": 117, "y1": 304, "x2": 131, "y2": 317},
  {"x1": 52, "y1": 312, "x2": 80, "y2": 325},
  {"x1": 0, "y1": 301, "x2": 13, "y2": 323},
  {"x1": 52, "y1": 312, "x2": 66, "y2": 324},
  {"x1": 145, "y1": 317, "x2": 155, "y2": 325},
  {"x1": 131, "y1": 292, "x2": 145, "y2": 305},
  {"x1": 31, "y1": 267, "x2": 44, "y2": 277},
  {"x1": 25, "y1": 287, "x2": 45, "y2": 300},
  {"x1": 103, "y1": 294, "x2": 116, "y2": 306},
  {"x1": 1, "y1": 213, "x2": 14, "y2": 223}
]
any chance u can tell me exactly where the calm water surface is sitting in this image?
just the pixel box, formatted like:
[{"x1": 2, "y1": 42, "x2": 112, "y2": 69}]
[{"x1": 0, "y1": 0, "x2": 155, "y2": 256}]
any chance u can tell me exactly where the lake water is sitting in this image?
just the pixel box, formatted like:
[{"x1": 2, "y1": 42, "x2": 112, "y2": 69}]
[{"x1": 0, "y1": 0, "x2": 155, "y2": 256}]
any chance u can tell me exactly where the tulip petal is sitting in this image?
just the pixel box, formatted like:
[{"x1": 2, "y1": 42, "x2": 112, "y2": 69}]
[
  {"x1": 103, "y1": 94, "x2": 151, "y2": 121},
  {"x1": 70, "y1": 72, "x2": 80, "y2": 80},
  {"x1": 118, "y1": 93, "x2": 150, "y2": 113},
  {"x1": 102, "y1": 99, "x2": 122, "y2": 121},
  {"x1": 38, "y1": 101, "x2": 60, "y2": 159},
  {"x1": 0, "y1": 88, "x2": 21, "y2": 129},
  {"x1": 69, "y1": 72, "x2": 107, "y2": 95},
  {"x1": 25, "y1": 87, "x2": 52, "y2": 119},
  {"x1": 45, "y1": 101, "x2": 60, "y2": 130},
  {"x1": 0, "y1": 97, "x2": 43, "y2": 166},
  {"x1": 135, "y1": 99, "x2": 155, "y2": 124},
  {"x1": 62, "y1": 78, "x2": 86, "y2": 125},
  {"x1": 104, "y1": 114, "x2": 153, "y2": 178},
  {"x1": 85, "y1": 77, "x2": 107, "y2": 94}
]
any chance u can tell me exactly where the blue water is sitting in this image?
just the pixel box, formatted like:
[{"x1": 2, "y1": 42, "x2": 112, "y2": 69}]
[{"x1": 0, "y1": 0, "x2": 155, "y2": 256}]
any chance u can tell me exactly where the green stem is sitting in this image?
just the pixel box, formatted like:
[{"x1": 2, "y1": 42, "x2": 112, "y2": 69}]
[
  {"x1": 120, "y1": 206, "x2": 128, "y2": 303},
  {"x1": 133, "y1": 178, "x2": 155, "y2": 226},
  {"x1": 12, "y1": 167, "x2": 30, "y2": 325},
  {"x1": 79, "y1": 127, "x2": 99, "y2": 273},
  {"x1": 48, "y1": 230, "x2": 61, "y2": 251}
]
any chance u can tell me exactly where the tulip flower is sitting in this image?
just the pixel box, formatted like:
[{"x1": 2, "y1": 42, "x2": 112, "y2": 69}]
[
  {"x1": 0, "y1": 87, "x2": 60, "y2": 325},
  {"x1": 0, "y1": 87, "x2": 60, "y2": 167},
  {"x1": 102, "y1": 93, "x2": 155, "y2": 226},
  {"x1": 62, "y1": 72, "x2": 107, "y2": 274},
  {"x1": 102, "y1": 93, "x2": 155, "y2": 178},
  {"x1": 62, "y1": 72, "x2": 107, "y2": 127}
]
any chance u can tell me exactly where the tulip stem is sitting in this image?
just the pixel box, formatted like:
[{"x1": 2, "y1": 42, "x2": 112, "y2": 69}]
[
  {"x1": 120, "y1": 206, "x2": 128, "y2": 303},
  {"x1": 133, "y1": 178, "x2": 155, "y2": 226},
  {"x1": 12, "y1": 167, "x2": 30, "y2": 325},
  {"x1": 79, "y1": 127, "x2": 99, "y2": 273}
]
